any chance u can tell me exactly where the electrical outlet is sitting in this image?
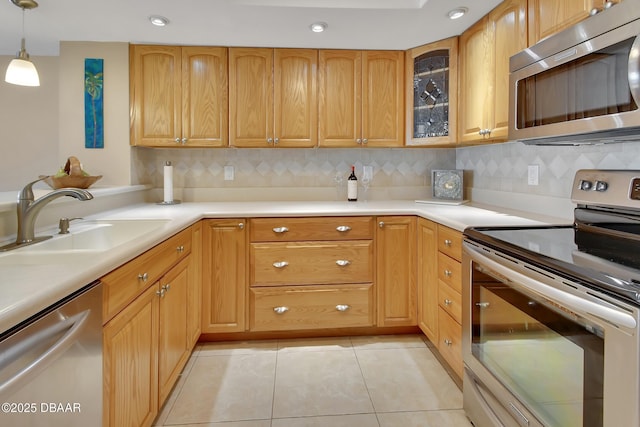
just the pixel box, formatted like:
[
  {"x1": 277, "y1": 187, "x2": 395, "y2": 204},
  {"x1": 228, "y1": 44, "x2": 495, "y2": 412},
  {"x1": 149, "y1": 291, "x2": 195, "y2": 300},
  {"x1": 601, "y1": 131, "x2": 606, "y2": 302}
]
[
  {"x1": 528, "y1": 165, "x2": 539, "y2": 186},
  {"x1": 224, "y1": 165, "x2": 234, "y2": 181},
  {"x1": 363, "y1": 165, "x2": 373, "y2": 180}
]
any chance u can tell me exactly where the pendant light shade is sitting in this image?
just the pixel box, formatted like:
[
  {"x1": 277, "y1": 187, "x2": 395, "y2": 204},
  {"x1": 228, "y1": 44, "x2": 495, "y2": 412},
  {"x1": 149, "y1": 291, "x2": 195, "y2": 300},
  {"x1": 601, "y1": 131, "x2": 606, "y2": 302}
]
[{"x1": 5, "y1": 0, "x2": 40, "y2": 87}]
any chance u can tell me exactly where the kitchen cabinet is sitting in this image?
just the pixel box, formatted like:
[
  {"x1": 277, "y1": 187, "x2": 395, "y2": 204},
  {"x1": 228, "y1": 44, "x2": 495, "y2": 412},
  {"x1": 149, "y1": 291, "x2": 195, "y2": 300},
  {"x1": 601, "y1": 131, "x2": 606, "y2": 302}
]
[
  {"x1": 528, "y1": 0, "x2": 605, "y2": 46},
  {"x1": 318, "y1": 50, "x2": 404, "y2": 147},
  {"x1": 229, "y1": 48, "x2": 317, "y2": 148},
  {"x1": 417, "y1": 218, "x2": 438, "y2": 343},
  {"x1": 436, "y1": 224, "x2": 464, "y2": 379},
  {"x1": 103, "y1": 227, "x2": 195, "y2": 427},
  {"x1": 405, "y1": 37, "x2": 458, "y2": 146},
  {"x1": 458, "y1": 0, "x2": 527, "y2": 144},
  {"x1": 248, "y1": 216, "x2": 375, "y2": 331},
  {"x1": 187, "y1": 220, "x2": 202, "y2": 347},
  {"x1": 376, "y1": 216, "x2": 416, "y2": 327},
  {"x1": 130, "y1": 45, "x2": 228, "y2": 147},
  {"x1": 201, "y1": 218, "x2": 247, "y2": 333}
]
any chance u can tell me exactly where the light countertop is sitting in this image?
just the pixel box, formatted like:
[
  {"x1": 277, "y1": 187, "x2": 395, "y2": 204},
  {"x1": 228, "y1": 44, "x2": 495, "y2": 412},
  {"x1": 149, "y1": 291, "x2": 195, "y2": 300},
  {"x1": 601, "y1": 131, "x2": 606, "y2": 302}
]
[{"x1": 0, "y1": 200, "x2": 568, "y2": 335}]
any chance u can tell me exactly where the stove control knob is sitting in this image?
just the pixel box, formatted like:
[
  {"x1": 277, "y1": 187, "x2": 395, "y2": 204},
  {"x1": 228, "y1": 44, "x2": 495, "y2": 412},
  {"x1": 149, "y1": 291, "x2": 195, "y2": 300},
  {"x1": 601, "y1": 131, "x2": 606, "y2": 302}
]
[
  {"x1": 579, "y1": 180, "x2": 593, "y2": 191},
  {"x1": 595, "y1": 180, "x2": 608, "y2": 192}
]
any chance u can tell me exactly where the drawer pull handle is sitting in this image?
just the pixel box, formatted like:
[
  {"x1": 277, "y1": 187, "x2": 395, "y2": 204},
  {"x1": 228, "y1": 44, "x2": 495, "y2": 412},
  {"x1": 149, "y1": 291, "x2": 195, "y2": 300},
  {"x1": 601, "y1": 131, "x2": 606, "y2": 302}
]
[
  {"x1": 273, "y1": 261, "x2": 289, "y2": 268},
  {"x1": 444, "y1": 270, "x2": 452, "y2": 277},
  {"x1": 476, "y1": 302, "x2": 490, "y2": 309},
  {"x1": 444, "y1": 239, "x2": 452, "y2": 246},
  {"x1": 176, "y1": 245, "x2": 185, "y2": 253},
  {"x1": 444, "y1": 338, "x2": 452, "y2": 346},
  {"x1": 335, "y1": 304, "x2": 351, "y2": 312},
  {"x1": 138, "y1": 273, "x2": 148, "y2": 282},
  {"x1": 336, "y1": 225, "x2": 351, "y2": 232},
  {"x1": 444, "y1": 299, "x2": 452, "y2": 306},
  {"x1": 273, "y1": 226, "x2": 289, "y2": 233},
  {"x1": 335, "y1": 260, "x2": 351, "y2": 267},
  {"x1": 273, "y1": 306, "x2": 289, "y2": 314},
  {"x1": 238, "y1": 223, "x2": 244, "y2": 230}
]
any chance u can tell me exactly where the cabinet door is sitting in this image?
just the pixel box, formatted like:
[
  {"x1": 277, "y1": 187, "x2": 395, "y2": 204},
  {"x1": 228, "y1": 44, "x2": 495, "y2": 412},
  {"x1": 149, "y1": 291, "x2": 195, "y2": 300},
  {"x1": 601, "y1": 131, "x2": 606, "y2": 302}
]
[
  {"x1": 318, "y1": 50, "x2": 362, "y2": 147},
  {"x1": 405, "y1": 37, "x2": 458, "y2": 146},
  {"x1": 528, "y1": 0, "x2": 597, "y2": 46},
  {"x1": 376, "y1": 216, "x2": 417, "y2": 326},
  {"x1": 490, "y1": 0, "x2": 528, "y2": 140},
  {"x1": 130, "y1": 45, "x2": 182, "y2": 147},
  {"x1": 181, "y1": 46, "x2": 228, "y2": 147},
  {"x1": 458, "y1": 17, "x2": 492, "y2": 144},
  {"x1": 187, "y1": 221, "x2": 202, "y2": 348},
  {"x1": 202, "y1": 219, "x2": 247, "y2": 333},
  {"x1": 417, "y1": 218, "x2": 438, "y2": 343},
  {"x1": 362, "y1": 51, "x2": 404, "y2": 147},
  {"x1": 274, "y1": 49, "x2": 318, "y2": 147},
  {"x1": 158, "y1": 257, "x2": 191, "y2": 405},
  {"x1": 229, "y1": 48, "x2": 274, "y2": 147},
  {"x1": 103, "y1": 284, "x2": 159, "y2": 427}
]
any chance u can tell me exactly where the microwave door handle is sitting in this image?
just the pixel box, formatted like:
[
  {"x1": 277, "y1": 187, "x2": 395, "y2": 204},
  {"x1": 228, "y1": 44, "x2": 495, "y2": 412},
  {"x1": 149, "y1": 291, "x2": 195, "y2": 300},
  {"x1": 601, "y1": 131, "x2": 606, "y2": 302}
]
[
  {"x1": 628, "y1": 35, "x2": 640, "y2": 107},
  {"x1": 0, "y1": 310, "x2": 90, "y2": 397},
  {"x1": 465, "y1": 244, "x2": 638, "y2": 330}
]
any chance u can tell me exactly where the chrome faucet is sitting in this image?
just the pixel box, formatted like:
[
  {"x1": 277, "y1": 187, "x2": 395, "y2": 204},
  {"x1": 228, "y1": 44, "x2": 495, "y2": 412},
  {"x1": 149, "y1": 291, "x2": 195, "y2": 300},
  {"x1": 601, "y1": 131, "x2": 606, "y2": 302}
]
[{"x1": 0, "y1": 177, "x2": 93, "y2": 251}]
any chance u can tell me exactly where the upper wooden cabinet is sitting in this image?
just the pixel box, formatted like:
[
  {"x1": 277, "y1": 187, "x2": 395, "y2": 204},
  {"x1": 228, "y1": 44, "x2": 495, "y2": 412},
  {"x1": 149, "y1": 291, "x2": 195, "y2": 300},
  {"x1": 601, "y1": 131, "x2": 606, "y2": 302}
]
[
  {"x1": 405, "y1": 37, "x2": 458, "y2": 146},
  {"x1": 229, "y1": 48, "x2": 317, "y2": 148},
  {"x1": 319, "y1": 50, "x2": 404, "y2": 148},
  {"x1": 130, "y1": 45, "x2": 228, "y2": 147},
  {"x1": 528, "y1": 0, "x2": 603, "y2": 45},
  {"x1": 458, "y1": 0, "x2": 527, "y2": 144}
]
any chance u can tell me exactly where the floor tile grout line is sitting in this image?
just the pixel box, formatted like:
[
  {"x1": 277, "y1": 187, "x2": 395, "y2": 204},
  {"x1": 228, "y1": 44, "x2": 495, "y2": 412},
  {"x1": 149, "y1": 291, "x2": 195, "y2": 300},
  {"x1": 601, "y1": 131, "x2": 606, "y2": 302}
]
[
  {"x1": 270, "y1": 338, "x2": 280, "y2": 426},
  {"x1": 352, "y1": 340, "x2": 382, "y2": 423}
]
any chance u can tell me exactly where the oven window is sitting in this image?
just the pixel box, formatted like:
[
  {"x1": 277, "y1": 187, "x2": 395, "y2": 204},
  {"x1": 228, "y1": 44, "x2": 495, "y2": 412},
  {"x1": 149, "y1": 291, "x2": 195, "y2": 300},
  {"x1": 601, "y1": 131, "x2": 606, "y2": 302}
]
[
  {"x1": 471, "y1": 262, "x2": 604, "y2": 427},
  {"x1": 516, "y1": 37, "x2": 637, "y2": 129}
]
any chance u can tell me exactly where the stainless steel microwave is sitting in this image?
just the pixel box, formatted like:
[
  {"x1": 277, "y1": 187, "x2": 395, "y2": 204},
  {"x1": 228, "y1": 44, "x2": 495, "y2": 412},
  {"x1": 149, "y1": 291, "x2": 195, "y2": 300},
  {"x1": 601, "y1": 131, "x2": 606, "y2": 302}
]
[{"x1": 509, "y1": 0, "x2": 640, "y2": 144}]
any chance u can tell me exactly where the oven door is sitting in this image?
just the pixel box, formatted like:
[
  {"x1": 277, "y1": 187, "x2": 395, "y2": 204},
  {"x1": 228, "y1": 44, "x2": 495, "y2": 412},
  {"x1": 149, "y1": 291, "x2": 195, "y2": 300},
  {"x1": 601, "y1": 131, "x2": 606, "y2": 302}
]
[{"x1": 462, "y1": 241, "x2": 640, "y2": 427}]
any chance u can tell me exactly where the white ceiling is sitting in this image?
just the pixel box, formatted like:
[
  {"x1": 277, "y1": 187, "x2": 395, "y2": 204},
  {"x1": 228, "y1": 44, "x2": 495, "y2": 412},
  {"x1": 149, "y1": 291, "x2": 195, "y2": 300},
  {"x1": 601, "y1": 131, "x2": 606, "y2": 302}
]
[{"x1": 0, "y1": 0, "x2": 502, "y2": 57}]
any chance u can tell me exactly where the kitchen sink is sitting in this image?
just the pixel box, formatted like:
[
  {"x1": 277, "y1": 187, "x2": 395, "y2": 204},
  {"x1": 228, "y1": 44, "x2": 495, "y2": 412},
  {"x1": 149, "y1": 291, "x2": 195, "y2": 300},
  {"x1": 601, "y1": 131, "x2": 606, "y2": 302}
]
[{"x1": 0, "y1": 250, "x2": 99, "y2": 265}]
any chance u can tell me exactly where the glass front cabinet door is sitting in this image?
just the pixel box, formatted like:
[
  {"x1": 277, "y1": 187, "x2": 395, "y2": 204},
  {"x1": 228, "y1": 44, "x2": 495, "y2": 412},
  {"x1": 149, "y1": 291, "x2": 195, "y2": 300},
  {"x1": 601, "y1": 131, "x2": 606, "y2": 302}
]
[{"x1": 405, "y1": 37, "x2": 458, "y2": 146}]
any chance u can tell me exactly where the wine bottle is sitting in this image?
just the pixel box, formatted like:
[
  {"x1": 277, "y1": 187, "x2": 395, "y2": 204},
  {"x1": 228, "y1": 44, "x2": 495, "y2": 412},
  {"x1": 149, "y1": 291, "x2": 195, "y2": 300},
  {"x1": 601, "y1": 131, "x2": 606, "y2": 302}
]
[{"x1": 347, "y1": 165, "x2": 358, "y2": 202}]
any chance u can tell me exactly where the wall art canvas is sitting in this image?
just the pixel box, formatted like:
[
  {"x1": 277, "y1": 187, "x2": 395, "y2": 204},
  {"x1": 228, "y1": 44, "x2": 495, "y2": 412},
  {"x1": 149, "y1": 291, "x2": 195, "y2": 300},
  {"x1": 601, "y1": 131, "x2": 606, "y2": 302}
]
[{"x1": 84, "y1": 58, "x2": 104, "y2": 149}]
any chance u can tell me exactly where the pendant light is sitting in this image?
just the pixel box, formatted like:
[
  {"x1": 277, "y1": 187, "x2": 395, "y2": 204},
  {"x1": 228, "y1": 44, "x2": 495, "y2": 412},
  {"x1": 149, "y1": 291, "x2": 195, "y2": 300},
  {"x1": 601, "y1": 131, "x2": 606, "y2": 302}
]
[{"x1": 5, "y1": 0, "x2": 40, "y2": 87}]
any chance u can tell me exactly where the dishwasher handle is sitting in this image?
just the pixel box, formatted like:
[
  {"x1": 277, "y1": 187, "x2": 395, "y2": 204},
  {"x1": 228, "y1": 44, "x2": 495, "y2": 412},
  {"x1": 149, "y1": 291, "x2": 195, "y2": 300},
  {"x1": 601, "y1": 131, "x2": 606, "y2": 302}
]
[{"x1": 0, "y1": 309, "x2": 90, "y2": 397}]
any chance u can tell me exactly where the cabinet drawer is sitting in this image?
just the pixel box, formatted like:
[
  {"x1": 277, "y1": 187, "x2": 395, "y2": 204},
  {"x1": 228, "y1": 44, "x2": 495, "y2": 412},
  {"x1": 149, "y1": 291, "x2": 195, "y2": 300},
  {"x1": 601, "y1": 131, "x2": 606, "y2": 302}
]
[
  {"x1": 438, "y1": 252, "x2": 462, "y2": 293},
  {"x1": 250, "y1": 217, "x2": 374, "y2": 242},
  {"x1": 250, "y1": 284, "x2": 374, "y2": 331},
  {"x1": 437, "y1": 225, "x2": 462, "y2": 261},
  {"x1": 438, "y1": 281, "x2": 462, "y2": 324},
  {"x1": 251, "y1": 241, "x2": 373, "y2": 286},
  {"x1": 438, "y1": 308, "x2": 463, "y2": 379},
  {"x1": 103, "y1": 228, "x2": 192, "y2": 323}
]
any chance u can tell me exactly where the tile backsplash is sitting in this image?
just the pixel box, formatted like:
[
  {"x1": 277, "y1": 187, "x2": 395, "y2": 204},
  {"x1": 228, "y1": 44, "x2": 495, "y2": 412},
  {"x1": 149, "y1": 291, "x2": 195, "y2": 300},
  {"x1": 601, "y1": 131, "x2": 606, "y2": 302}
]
[{"x1": 133, "y1": 147, "x2": 456, "y2": 200}]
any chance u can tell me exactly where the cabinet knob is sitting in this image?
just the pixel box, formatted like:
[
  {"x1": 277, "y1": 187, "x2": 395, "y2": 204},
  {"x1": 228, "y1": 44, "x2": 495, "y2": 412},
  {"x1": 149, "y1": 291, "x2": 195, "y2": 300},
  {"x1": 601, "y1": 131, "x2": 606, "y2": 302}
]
[
  {"x1": 356, "y1": 138, "x2": 362, "y2": 144},
  {"x1": 273, "y1": 306, "x2": 289, "y2": 314},
  {"x1": 267, "y1": 137, "x2": 274, "y2": 144},
  {"x1": 475, "y1": 302, "x2": 491, "y2": 309},
  {"x1": 378, "y1": 221, "x2": 385, "y2": 228},
  {"x1": 444, "y1": 299, "x2": 452, "y2": 306},
  {"x1": 181, "y1": 137, "x2": 187, "y2": 144},
  {"x1": 274, "y1": 137, "x2": 279, "y2": 144},
  {"x1": 273, "y1": 226, "x2": 289, "y2": 234},
  {"x1": 336, "y1": 225, "x2": 351, "y2": 232},
  {"x1": 335, "y1": 304, "x2": 351, "y2": 312},
  {"x1": 444, "y1": 239, "x2": 452, "y2": 246},
  {"x1": 444, "y1": 338, "x2": 452, "y2": 346},
  {"x1": 335, "y1": 259, "x2": 351, "y2": 267},
  {"x1": 444, "y1": 270, "x2": 452, "y2": 277},
  {"x1": 176, "y1": 245, "x2": 185, "y2": 253},
  {"x1": 162, "y1": 284, "x2": 171, "y2": 292},
  {"x1": 156, "y1": 288, "x2": 166, "y2": 298},
  {"x1": 174, "y1": 138, "x2": 181, "y2": 143},
  {"x1": 238, "y1": 223, "x2": 245, "y2": 230},
  {"x1": 362, "y1": 138, "x2": 368, "y2": 144},
  {"x1": 273, "y1": 261, "x2": 289, "y2": 268},
  {"x1": 138, "y1": 272, "x2": 148, "y2": 282}
]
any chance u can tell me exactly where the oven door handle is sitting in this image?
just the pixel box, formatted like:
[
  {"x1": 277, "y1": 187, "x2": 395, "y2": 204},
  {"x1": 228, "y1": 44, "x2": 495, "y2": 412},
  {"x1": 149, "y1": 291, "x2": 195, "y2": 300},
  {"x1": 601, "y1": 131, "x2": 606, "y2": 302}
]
[{"x1": 466, "y1": 244, "x2": 637, "y2": 330}]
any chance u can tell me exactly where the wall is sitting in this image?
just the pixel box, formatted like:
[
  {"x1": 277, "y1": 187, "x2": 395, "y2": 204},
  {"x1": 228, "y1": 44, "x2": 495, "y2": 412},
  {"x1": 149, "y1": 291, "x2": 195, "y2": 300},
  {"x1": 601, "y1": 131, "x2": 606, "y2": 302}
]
[
  {"x1": 58, "y1": 42, "x2": 131, "y2": 186},
  {"x1": 0, "y1": 55, "x2": 59, "y2": 191}
]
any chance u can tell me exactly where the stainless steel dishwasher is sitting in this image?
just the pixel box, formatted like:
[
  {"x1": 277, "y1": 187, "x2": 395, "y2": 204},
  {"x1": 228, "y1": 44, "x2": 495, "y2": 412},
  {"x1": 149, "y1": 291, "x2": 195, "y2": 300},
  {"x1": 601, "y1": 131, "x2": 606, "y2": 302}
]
[{"x1": 0, "y1": 281, "x2": 102, "y2": 426}]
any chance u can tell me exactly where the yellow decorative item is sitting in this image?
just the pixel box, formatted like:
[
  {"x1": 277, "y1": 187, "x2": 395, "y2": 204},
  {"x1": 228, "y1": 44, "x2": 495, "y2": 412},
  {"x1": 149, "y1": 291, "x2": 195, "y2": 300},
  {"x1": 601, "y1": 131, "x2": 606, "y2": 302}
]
[{"x1": 41, "y1": 156, "x2": 102, "y2": 189}]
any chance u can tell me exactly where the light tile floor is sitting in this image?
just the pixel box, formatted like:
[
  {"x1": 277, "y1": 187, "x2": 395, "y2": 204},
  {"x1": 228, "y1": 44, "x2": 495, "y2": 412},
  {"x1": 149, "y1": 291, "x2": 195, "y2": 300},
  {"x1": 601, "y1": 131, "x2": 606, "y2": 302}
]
[{"x1": 153, "y1": 335, "x2": 473, "y2": 427}]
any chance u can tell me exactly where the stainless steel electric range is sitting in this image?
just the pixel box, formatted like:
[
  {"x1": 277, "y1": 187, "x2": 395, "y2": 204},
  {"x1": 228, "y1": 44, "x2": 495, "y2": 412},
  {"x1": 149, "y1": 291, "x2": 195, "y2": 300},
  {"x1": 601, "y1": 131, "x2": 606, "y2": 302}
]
[{"x1": 462, "y1": 170, "x2": 640, "y2": 427}]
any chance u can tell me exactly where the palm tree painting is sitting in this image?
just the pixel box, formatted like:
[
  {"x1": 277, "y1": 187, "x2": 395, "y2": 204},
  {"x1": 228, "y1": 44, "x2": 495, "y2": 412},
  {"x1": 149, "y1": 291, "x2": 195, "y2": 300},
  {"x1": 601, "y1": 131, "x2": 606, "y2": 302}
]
[{"x1": 84, "y1": 58, "x2": 104, "y2": 148}]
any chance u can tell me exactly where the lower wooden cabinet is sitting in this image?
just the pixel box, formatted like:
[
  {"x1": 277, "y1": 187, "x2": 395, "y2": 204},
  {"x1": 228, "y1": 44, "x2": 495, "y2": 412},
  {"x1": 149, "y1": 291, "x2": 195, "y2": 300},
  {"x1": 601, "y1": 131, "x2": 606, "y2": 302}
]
[
  {"x1": 376, "y1": 216, "x2": 417, "y2": 326},
  {"x1": 417, "y1": 218, "x2": 438, "y2": 342},
  {"x1": 201, "y1": 219, "x2": 247, "y2": 333}
]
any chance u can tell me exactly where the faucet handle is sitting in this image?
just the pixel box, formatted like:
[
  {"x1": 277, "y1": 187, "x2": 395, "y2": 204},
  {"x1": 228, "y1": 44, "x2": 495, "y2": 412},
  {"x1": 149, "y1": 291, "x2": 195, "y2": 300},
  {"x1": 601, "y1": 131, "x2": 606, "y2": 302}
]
[
  {"x1": 58, "y1": 217, "x2": 83, "y2": 234},
  {"x1": 19, "y1": 176, "x2": 48, "y2": 202}
]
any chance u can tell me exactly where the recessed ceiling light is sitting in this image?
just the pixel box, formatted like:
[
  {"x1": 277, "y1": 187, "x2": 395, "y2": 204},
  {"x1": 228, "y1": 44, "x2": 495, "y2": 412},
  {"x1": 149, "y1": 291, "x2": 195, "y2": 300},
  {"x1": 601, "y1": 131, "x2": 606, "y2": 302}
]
[
  {"x1": 149, "y1": 15, "x2": 169, "y2": 27},
  {"x1": 447, "y1": 7, "x2": 468, "y2": 20},
  {"x1": 309, "y1": 22, "x2": 328, "y2": 33}
]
